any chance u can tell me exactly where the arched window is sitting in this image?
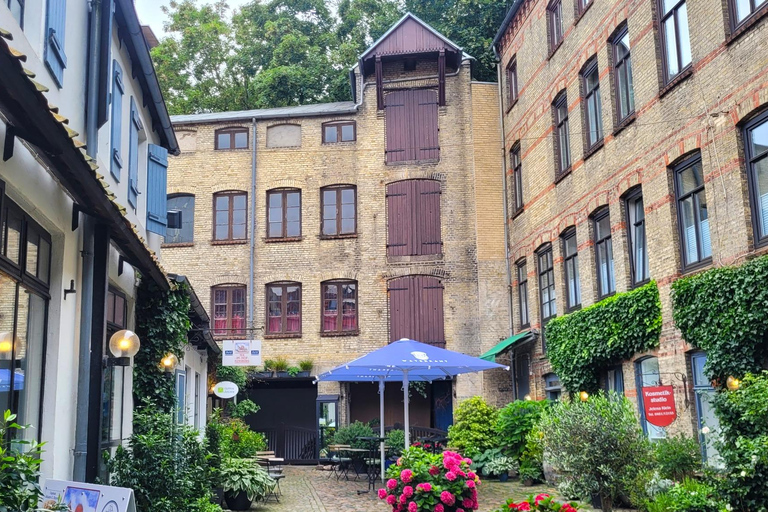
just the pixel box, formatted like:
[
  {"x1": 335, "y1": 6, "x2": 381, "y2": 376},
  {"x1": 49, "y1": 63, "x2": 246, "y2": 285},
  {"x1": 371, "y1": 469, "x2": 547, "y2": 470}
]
[
  {"x1": 266, "y1": 282, "x2": 301, "y2": 335},
  {"x1": 211, "y1": 284, "x2": 246, "y2": 336},
  {"x1": 165, "y1": 193, "x2": 195, "y2": 244},
  {"x1": 321, "y1": 280, "x2": 358, "y2": 334},
  {"x1": 213, "y1": 191, "x2": 247, "y2": 241},
  {"x1": 215, "y1": 127, "x2": 248, "y2": 150}
]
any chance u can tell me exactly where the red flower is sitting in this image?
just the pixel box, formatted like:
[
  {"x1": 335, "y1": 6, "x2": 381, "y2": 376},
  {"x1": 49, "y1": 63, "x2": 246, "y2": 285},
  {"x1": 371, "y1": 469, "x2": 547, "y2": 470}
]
[
  {"x1": 508, "y1": 503, "x2": 518, "y2": 509},
  {"x1": 534, "y1": 494, "x2": 550, "y2": 505},
  {"x1": 560, "y1": 505, "x2": 578, "y2": 512},
  {"x1": 429, "y1": 466, "x2": 440, "y2": 476},
  {"x1": 516, "y1": 503, "x2": 532, "y2": 511}
]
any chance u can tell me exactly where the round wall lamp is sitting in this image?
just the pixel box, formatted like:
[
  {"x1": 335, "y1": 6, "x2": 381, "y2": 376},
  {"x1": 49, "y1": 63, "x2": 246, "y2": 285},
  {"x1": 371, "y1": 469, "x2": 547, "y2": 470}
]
[
  {"x1": 107, "y1": 330, "x2": 141, "y2": 367},
  {"x1": 160, "y1": 353, "x2": 179, "y2": 372},
  {"x1": 726, "y1": 376, "x2": 741, "y2": 391},
  {"x1": 0, "y1": 332, "x2": 12, "y2": 354},
  {"x1": 579, "y1": 391, "x2": 590, "y2": 402}
]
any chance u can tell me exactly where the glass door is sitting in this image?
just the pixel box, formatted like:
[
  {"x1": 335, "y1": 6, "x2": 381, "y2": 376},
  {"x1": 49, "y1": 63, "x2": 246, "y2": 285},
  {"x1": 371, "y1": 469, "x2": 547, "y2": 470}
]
[
  {"x1": 316, "y1": 397, "x2": 338, "y2": 458},
  {"x1": 691, "y1": 353, "x2": 722, "y2": 466}
]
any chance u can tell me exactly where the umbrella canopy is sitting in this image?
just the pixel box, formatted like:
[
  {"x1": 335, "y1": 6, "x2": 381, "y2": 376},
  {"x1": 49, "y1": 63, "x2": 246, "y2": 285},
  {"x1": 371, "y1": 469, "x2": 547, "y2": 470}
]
[{"x1": 0, "y1": 369, "x2": 24, "y2": 392}]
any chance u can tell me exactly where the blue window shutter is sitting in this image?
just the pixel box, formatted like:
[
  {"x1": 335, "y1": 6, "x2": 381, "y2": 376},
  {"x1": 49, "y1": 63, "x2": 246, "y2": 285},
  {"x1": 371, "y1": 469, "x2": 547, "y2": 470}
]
[
  {"x1": 146, "y1": 144, "x2": 169, "y2": 236},
  {"x1": 110, "y1": 60, "x2": 124, "y2": 181},
  {"x1": 128, "y1": 97, "x2": 142, "y2": 209},
  {"x1": 44, "y1": 0, "x2": 67, "y2": 86}
]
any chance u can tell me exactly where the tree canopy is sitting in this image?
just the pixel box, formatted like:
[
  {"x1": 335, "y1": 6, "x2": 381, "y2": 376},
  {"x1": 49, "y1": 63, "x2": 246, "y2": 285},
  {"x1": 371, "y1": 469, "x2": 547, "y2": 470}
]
[{"x1": 152, "y1": 0, "x2": 514, "y2": 115}]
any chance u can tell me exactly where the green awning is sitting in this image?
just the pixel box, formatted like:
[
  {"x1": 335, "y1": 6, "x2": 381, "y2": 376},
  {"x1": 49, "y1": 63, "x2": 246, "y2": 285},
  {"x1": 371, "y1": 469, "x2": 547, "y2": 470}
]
[{"x1": 480, "y1": 331, "x2": 535, "y2": 361}]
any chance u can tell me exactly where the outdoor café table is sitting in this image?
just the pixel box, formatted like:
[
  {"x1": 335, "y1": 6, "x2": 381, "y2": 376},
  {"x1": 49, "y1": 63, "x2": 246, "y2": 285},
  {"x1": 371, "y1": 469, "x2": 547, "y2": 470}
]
[
  {"x1": 344, "y1": 448, "x2": 369, "y2": 482},
  {"x1": 356, "y1": 436, "x2": 387, "y2": 492}
]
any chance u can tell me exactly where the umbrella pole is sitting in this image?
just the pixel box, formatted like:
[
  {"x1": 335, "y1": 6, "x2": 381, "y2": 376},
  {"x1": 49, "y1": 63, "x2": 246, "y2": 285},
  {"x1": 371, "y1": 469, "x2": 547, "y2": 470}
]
[
  {"x1": 379, "y1": 377, "x2": 385, "y2": 483},
  {"x1": 403, "y1": 370, "x2": 410, "y2": 449}
]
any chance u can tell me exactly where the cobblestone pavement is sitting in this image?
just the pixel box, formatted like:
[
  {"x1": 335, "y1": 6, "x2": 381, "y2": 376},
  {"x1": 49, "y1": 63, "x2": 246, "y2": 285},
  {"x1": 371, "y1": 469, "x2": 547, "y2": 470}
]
[{"x1": 223, "y1": 465, "x2": 633, "y2": 512}]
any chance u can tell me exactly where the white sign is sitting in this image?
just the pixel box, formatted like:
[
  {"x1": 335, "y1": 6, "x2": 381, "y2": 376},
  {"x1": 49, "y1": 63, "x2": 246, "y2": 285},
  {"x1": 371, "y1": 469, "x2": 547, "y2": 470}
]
[
  {"x1": 213, "y1": 380, "x2": 239, "y2": 399},
  {"x1": 41, "y1": 480, "x2": 136, "y2": 512},
  {"x1": 223, "y1": 339, "x2": 262, "y2": 366}
]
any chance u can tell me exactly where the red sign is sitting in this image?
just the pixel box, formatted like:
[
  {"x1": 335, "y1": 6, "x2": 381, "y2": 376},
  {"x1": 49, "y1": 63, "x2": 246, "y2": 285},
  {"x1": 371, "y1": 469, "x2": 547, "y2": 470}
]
[{"x1": 642, "y1": 385, "x2": 677, "y2": 427}]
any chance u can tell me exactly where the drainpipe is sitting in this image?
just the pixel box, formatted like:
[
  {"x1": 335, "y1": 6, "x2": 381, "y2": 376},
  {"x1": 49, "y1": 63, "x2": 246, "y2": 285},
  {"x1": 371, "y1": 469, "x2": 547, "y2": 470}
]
[
  {"x1": 249, "y1": 118, "x2": 256, "y2": 334},
  {"x1": 73, "y1": 0, "x2": 102, "y2": 482}
]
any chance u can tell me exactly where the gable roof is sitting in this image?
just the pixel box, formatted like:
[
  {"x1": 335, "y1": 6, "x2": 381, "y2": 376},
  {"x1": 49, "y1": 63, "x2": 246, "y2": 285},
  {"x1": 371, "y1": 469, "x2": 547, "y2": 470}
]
[{"x1": 360, "y1": 12, "x2": 469, "y2": 61}]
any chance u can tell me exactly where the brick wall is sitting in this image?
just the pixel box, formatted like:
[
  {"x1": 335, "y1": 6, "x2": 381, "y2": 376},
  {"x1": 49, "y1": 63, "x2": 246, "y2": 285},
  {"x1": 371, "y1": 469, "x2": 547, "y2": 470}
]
[{"x1": 496, "y1": 0, "x2": 768, "y2": 438}]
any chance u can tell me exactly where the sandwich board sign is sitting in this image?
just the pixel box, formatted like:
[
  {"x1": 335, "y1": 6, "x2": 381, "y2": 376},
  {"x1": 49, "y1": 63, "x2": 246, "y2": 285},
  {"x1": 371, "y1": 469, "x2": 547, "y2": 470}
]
[
  {"x1": 223, "y1": 339, "x2": 262, "y2": 366},
  {"x1": 40, "y1": 480, "x2": 136, "y2": 512}
]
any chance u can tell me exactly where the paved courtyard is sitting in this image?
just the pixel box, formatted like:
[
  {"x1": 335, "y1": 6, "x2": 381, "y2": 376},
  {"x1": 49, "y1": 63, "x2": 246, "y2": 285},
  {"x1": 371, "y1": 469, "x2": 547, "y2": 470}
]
[{"x1": 225, "y1": 465, "x2": 620, "y2": 512}]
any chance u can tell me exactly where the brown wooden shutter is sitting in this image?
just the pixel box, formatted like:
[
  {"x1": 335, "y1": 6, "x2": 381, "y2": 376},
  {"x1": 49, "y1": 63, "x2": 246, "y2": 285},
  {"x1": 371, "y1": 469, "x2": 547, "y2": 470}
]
[
  {"x1": 386, "y1": 181, "x2": 411, "y2": 256},
  {"x1": 416, "y1": 180, "x2": 442, "y2": 255},
  {"x1": 418, "y1": 276, "x2": 445, "y2": 348},
  {"x1": 386, "y1": 90, "x2": 439, "y2": 163},
  {"x1": 388, "y1": 276, "x2": 445, "y2": 347},
  {"x1": 415, "y1": 90, "x2": 440, "y2": 161},
  {"x1": 385, "y1": 91, "x2": 407, "y2": 163},
  {"x1": 388, "y1": 276, "x2": 413, "y2": 342}
]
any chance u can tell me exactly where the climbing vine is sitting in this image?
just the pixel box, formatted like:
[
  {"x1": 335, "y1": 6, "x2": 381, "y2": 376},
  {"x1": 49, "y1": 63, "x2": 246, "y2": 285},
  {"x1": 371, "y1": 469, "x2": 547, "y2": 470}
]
[
  {"x1": 133, "y1": 279, "x2": 191, "y2": 412},
  {"x1": 671, "y1": 254, "x2": 768, "y2": 385},
  {"x1": 545, "y1": 280, "x2": 662, "y2": 394}
]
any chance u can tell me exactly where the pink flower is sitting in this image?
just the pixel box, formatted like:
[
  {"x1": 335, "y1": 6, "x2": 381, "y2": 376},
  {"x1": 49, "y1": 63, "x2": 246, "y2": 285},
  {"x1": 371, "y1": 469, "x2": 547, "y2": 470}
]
[
  {"x1": 464, "y1": 458, "x2": 473, "y2": 465},
  {"x1": 399, "y1": 494, "x2": 407, "y2": 504},
  {"x1": 516, "y1": 503, "x2": 531, "y2": 511},
  {"x1": 440, "y1": 491, "x2": 455, "y2": 506},
  {"x1": 463, "y1": 498, "x2": 474, "y2": 508},
  {"x1": 561, "y1": 505, "x2": 578, "y2": 512},
  {"x1": 534, "y1": 494, "x2": 550, "y2": 505},
  {"x1": 435, "y1": 505, "x2": 445, "y2": 512},
  {"x1": 416, "y1": 483, "x2": 432, "y2": 492},
  {"x1": 386, "y1": 495, "x2": 397, "y2": 506},
  {"x1": 378, "y1": 489, "x2": 388, "y2": 499},
  {"x1": 457, "y1": 509, "x2": 465, "y2": 512},
  {"x1": 408, "y1": 502, "x2": 418, "y2": 512},
  {"x1": 403, "y1": 486, "x2": 414, "y2": 498},
  {"x1": 466, "y1": 479, "x2": 476, "y2": 488},
  {"x1": 400, "y1": 469, "x2": 413, "y2": 483},
  {"x1": 397, "y1": 458, "x2": 403, "y2": 466},
  {"x1": 387, "y1": 479, "x2": 398, "y2": 490},
  {"x1": 445, "y1": 471, "x2": 457, "y2": 481},
  {"x1": 429, "y1": 465, "x2": 440, "y2": 476},
  {"x1": 467, "y1": 471, "x2": 476, "y2": 479}
]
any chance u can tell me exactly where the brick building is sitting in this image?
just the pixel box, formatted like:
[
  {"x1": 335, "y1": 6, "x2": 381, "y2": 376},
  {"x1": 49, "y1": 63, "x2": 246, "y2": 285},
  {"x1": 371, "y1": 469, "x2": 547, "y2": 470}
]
[
  {"x1": 493, "y1": 0, "x2": 768, "y2": 459},
  {"x1": 163, "y1": 14, "x2": 510, "y2": 460}
]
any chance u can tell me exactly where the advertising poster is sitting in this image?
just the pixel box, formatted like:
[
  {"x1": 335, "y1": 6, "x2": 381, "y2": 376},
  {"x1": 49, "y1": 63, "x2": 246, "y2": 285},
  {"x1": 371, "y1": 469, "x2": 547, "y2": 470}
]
[
  {"x1": 222, "y1": 339, "x2": 262, "y2": 366},
  {"x1": 41, "y1": 480, "x2": 136, "y2": 512}
]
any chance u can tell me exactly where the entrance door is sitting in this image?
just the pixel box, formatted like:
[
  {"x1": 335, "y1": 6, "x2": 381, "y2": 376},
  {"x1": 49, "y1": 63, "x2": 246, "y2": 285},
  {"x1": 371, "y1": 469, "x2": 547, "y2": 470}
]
[
  {"x1": 691, "y1": 353, "x2": 722, "y2": 466},
  {"x1": 432, "y1": 380, "x2": 453, "y2": 432},
  {"x1": 316, "y1": 396, "x2": 338, "y2": 458}
]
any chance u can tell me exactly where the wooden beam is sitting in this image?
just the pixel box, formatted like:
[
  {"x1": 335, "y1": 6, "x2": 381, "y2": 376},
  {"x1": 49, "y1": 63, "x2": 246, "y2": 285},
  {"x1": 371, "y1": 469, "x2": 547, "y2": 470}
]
[
  {"x1": 438, "y1": 50, "x2": 446, "y2": 107},
  {"x1": 375, "y1": 56, "x2": 384, "y2": 110}
]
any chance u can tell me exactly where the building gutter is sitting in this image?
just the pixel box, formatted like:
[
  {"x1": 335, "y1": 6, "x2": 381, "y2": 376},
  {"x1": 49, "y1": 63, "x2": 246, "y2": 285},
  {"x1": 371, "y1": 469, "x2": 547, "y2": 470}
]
[
  {"x1": 496, "y1": 59, "x2": 514, "y2": 339},
  {"x1": 492, "y1": 0, "x2": 525, "y2": 56},
  {"x1": 249, "y1": 117, "x2": 257, "y2": 337}
]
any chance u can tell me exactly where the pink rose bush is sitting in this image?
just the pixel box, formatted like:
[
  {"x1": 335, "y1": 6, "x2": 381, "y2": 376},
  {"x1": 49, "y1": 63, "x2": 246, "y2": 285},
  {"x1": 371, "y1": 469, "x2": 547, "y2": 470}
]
[
  {"x1": 379, "y1": 447, "x2": 481, "y2": 512},
  {"x1": 498, "y1": 494, "x2": 581, "y2": 511}
]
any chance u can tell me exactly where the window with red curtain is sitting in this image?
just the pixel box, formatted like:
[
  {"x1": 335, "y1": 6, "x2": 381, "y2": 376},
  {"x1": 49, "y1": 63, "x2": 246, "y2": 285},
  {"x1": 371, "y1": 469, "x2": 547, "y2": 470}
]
[
  {"x1": 266, "y1": 282, "x2": 301, "y2": 335},
  {"x1": 322, "y1": 280, "x2": 357, "y2": 334},
  {"x1": 211, "y1": 285, "x2": 246, "y2": 336}
]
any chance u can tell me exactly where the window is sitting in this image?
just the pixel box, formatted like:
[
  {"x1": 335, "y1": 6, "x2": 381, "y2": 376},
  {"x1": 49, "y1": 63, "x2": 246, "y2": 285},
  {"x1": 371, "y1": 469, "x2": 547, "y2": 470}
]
[
  {"x1": 658, "y1": 0, "x2": 692, "y2": 84},
  {"x1": 544, "y1": 373, "x2": 562, "y2": 401},
  {"x1": 44, "y1": 0, "x2": 67, "y2": 86},
  {"x1": 321, "y1": 280, "x2": 358, "y2": 334},
  {"x1": 561, "y1": 228, "x2": 581, "y2": 310},
  {"x1": 385, "y1": 90, "x2": 439, "y2": 163},
  {"x1": 511, "y1": 144, "x2": 524, "y2": 212},
  {"x1": 213, "y1": 191, "x2": 247, "y2": 241},
  {"x1": 673, "y1": 155, "x2": 711, "y2": 269},
  {"x1": 636, "y1": 357, "x2": 666, "y2": 439},
  {"x1": 267, "y1": 189, "x2": 301, "y2": 239},
  {"x1": 581, "y1": 59, "x2": 603, "y2": 149},
  {"x1": 553, "y1": 92, "x2": 571, "y2": 177},
  {"x1": 547, "y1": 0, "x2": 564, "y2": 53},
  {"x1": 577, "y1": 0, "x2": 591, "y2": 15},
  {"x1": 8, "y1": 0, "x2": 24, "y2": 27},
  {"x1": 514, "y1": 352, "x2": 531, "y2": 400},
  {"x1": 110, "y1": 60, "x2": 124, "y2": 181},
  {"x1": 388, "y1": 275, "x2": 445, "y2": 347},
  {"x1": 0, "y1": 193, "x2": 50, "y2": 442},
  {"x1": 729, "y1": 0, "x2": 767, "y2": 30},
  {"x1": 612, "y1": 25, "x2": 635, "y2": 124},
  {"x1": 106, "y1": 289, "x2": 127, "y2": 330},
  {"x1": 690, "y1": 353, "x2": 722, "y2": 464},
  {"x1": 175, "y1": 370, "x2": 186, "y2": 424},
  {"x1": 215, "y1": 128, "x2": 248, "y2": 150},
  {"x1": 745, "y1": 110, "x2": 768, "y2": 246},
  {"x1": 323, "y1": 122, "x2": 356, "y2": 143},
  {"x1": 212, "y1": 285, "x2": 246, "y2": 336},
  {"x1": 605, "y1": 366, "x2": 625, "y2": 395},
  {"x1": 321, "y1": 186, "x2": 356, "y2": 236},
  {"x1": 507, "y1": 57, "x2": 518, "y2": 107},
  {"x1": 386, "y1": 180, "x2": 442, "y2": 257},
  {"x1": 266, "y1": 282, "x2": 301, "y2": 335},
  {"x1": 516, "y1": 259, "x2": 530, "y2": 328},
  {"x1": 625, "y1": 188, "x2": 649, "y2": 285},
  {"x1": 537, "y1": 244, "x2": 556, "y2": 322},
  {"x1": 593, "y1": 208, "x2": 615, "y2": 297},
  {"x1": 166, "y1": 194, "x2": 195, "y2": 244}
]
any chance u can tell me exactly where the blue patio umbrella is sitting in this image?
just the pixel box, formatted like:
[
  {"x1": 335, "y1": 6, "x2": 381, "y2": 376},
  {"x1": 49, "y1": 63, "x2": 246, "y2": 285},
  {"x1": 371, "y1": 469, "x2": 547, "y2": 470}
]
[{"x1": 316, "y1": 338, "x2": 507, "y2": 478}]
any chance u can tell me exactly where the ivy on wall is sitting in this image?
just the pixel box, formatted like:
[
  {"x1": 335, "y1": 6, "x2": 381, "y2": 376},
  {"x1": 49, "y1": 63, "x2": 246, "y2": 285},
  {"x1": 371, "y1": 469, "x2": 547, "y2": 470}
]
[
  {"x1": 671, "y1": 254, "x2": 768, "y2": 385},
  {"x1": 545, "y1": 281, "x2": 662, "y2": 394},
  {"x1": 133, "y1": 279, "x2": 192, "y2": 412}
]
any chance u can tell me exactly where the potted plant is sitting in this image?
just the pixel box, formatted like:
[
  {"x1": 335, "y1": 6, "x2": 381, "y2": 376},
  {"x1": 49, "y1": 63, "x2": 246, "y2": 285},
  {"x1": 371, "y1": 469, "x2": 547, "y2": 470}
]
[
  {"x1": 273, "y1": 357, "x2": 289, "y2": 377},
  {"x1": 298, "y1": 359, "x2": 313, "y2": 377},
  {"x1": 220, "y1": 458, "x2": 273, "y2": 510},
  {"x1": 251, "y1": 365, "x2": 273, "y2": 379},
  {"x1": 0, "y1": 411, "x2": 48, "y2": 511},
  {"x1": 519, "y1": 463, "x2": 542, "y2": 486},
  {"x1": 483, "y1": 456, "x2": 518, "y2": 482},
  {"x1": 262, "y1": 359, "x2": 276, "y2": 377},
  {"x1": 287, "y1": 366, "x2": 301, "y2": 377}
]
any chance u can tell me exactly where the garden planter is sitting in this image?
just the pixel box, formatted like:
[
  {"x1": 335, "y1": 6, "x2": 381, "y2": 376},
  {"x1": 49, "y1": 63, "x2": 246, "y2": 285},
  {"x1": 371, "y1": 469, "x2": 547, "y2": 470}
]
[
  {"x1": 253, "y1": 371, "x2": 273, "y2": 379},
  {"x1": 211, "y1": 487, "x2": 224, "y2": 505},
  {"x1": 498, "y1": 472, "x2": 509, "y2": 482},
  {"x1": 522, "y1": 478, "x2": 534, "y2": 487},
  {"x1": 297, "y1": 371, "x2": 311, "y2": 377},
  {"x1": 225, "y1": 491, "x2": 253, "y2": 511},
  {"x1": 276, "y1": 371, "x2": 290, "y2": 378}
]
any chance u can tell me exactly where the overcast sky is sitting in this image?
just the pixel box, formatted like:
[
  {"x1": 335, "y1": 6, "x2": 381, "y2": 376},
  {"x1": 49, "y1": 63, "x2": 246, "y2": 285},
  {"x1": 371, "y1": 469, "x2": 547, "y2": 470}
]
[{"x1": 134, "y1": 0, "x2": 251, "y2": 39}]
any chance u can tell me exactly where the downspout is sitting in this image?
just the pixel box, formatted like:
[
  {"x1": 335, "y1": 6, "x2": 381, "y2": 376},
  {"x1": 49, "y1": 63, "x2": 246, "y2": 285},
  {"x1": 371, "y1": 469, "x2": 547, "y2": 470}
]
[
  {"x1": 73, "y1": 0, "x2": 102, "y2": 482},
  {"x1": 249, "y1": 118, "x2": 256, "y2": 334}
]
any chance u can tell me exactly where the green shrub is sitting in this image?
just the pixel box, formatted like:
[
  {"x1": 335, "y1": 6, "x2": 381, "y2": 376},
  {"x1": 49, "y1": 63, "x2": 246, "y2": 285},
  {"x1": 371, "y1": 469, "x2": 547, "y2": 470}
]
[
  {"x1": 272, "y1": 357, "x2": 289, "y2": 372},
  {"x1": 298, "y1": 359, "x2": 314, "y2": 371},
  {"x1": 653, "y1": 434, "x2": 702, "y2": 482},
  {"x1": 226, "y1": 399, "x2": 260, "y2": 419},
  {"x1": 220, "y1": 418, "x2": 268, "y2": 459},
  {"x1": 205, "y1": 409, "x2": 225, "y2": 489},
  {"x1": 546, "y1": 281, "x2": 662, "y2": 393},
  {"x1": 333, "y1": 421, "x2": 375, "y2": 449},
  {"x1": 447, "y1": 396, "x2": 499, "y2": 458},
  {"x1": 219, "y1": 459, "x2": 274, "y2": 502},
  {"x1": 538, "y1": 393, "x2": 652, "y2": 512},
  {"x1": 109, "y1": 408, "x2": 210, "y2": 512},
  {"x1": 0, "y1": 411, "x2": 47, "y2": 511},
  {"x1": 647, "y1": 478, "x2": 724, "y2": 512},
  {"x1": 386, "y1": 429, "x2": 405, "y2": 456},
  {"x1": 519, "y1": 428, "x2": 544, "y2": 483},
  {"x1": 496, "y1": 399, "x2": 549, "y2": 460},
  {"x1": 189, "y1": 497, "x2": 224, "y2": 512},
  {"x1": 215, "y1": 365, "x2": 247, "y2": 390},
  {"x1": 287, "y1": 366, "x2": 301, "y2": 377}
]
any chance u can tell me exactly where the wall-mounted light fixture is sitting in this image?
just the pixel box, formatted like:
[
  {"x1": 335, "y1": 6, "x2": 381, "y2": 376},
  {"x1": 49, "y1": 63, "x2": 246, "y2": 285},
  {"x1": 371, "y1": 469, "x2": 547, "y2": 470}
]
[
  {"x1": 107, "y1": 329, "x2": 141, "y2": 367},
  {"x1": 160, "y1": 353, "x2": 179, "y2": 372}
]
